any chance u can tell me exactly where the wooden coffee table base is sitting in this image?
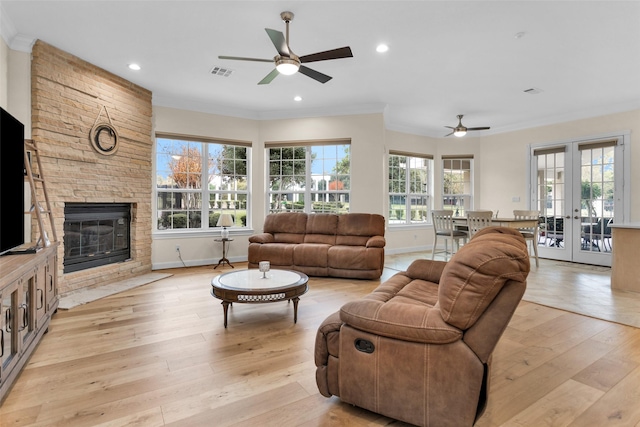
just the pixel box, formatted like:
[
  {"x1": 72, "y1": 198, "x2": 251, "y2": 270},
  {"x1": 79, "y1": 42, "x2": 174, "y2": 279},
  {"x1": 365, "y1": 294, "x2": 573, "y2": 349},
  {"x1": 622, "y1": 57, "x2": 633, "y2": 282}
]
[
  {"x1": 219, "y1": 297, "x2": 301, "y2": 328},
  {"x1": 211, "y1": 269, "x2": 309, "y2": 328}
]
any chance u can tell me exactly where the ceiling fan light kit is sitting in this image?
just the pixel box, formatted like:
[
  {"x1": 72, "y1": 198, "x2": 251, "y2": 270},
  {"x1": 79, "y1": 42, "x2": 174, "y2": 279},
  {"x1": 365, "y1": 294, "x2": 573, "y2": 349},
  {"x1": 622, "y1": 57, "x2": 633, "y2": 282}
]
[
  {"x1": 275, "y1": 56, "x2": 300, "y2": 75},
  {"x1": 218, "y1": 11, "x2": 353, "y2": 85}
]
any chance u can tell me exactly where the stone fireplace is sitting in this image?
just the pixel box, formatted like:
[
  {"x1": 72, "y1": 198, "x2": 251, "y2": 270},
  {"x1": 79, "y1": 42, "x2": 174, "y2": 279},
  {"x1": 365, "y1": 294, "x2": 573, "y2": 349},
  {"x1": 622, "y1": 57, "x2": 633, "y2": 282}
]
[
  {"x1": 63, "y1": 203, "x2": 131, "y2": 273},
  {"x1": 31, "y1": 40, "x2": 153, "y2": 294}
]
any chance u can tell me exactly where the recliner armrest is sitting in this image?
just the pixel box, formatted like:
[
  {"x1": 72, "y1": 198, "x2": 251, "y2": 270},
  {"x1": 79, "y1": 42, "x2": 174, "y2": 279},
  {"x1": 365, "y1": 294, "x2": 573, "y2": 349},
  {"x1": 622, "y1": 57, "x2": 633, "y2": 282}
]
[
  {"x1": 366, "y1": 235, "x2": 386, "y2": 248},
  {"x1": 340, "y1": 299, "x2": 462, "y2": 344},
  {"x1": 248, "y1": 233, "x2": 274, "y2": 244},
  {"x1": 405, "y1": 259, "x2": 448, "y2": 284}
]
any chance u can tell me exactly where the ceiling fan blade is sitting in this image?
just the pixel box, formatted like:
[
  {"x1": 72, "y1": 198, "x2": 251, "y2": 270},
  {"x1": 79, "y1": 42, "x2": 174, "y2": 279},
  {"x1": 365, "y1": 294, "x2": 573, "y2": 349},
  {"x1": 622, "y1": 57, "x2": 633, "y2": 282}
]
[
  {"x1": 258, "y1": 69, "x2": 280, "y2": 85},
  {"x1": 444, "y1": 131, "x2": 454, "y2": 137},
  {"x1": 265, "y1": 28, "x2": 290, "y2": 57},
  {"x1": 444, "y1": 126, "x2": 455, "y2": 129},
  {"x1": 298, "y1": 65, "x2": 332, "y2": 83},
  {"x1": 467, "y1": 127, "x2": 491, "y2": 131},
  {"x1": 218, "y1": 55, "x2": 273, "y2": 63},
  {"x1": 299, "y1": 46, "x2": 353, "y2": 63}
]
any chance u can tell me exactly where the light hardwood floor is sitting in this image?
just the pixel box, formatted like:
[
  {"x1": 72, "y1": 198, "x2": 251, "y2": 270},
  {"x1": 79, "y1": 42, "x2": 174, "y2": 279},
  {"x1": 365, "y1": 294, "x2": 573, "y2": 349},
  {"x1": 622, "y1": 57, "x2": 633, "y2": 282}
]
[{"x1": 1, "y1": 255, "x2": 640, "y2": 426}]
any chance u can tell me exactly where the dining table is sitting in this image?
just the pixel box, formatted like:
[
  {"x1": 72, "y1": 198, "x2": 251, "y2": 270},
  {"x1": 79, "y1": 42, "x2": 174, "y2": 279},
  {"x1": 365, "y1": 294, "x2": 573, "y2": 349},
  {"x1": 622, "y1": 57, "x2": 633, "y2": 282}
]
[{"x1": 452, "y1": 217, "x2": 539, "y2": 229}]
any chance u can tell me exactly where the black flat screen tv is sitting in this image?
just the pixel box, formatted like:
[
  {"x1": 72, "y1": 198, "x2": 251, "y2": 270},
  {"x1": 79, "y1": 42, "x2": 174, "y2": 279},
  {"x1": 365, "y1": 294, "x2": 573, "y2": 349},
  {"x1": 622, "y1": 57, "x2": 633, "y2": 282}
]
[{"x1": 0, "y1": 107, "x2": 25, "y2": 255}]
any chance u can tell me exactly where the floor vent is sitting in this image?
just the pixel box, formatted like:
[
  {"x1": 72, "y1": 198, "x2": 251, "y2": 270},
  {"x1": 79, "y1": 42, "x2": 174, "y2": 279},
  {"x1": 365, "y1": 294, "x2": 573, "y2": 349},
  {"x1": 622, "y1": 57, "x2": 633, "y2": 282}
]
[{"x1": 211, "y1": 66, "x2": 233, "y2": 77}]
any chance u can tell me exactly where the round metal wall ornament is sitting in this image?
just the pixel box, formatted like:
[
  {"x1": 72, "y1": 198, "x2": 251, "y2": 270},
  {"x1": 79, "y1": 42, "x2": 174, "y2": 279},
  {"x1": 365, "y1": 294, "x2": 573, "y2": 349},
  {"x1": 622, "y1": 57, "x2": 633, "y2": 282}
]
[{"x1": 89, "y1": 106, "x2": 120, "y2": 155}]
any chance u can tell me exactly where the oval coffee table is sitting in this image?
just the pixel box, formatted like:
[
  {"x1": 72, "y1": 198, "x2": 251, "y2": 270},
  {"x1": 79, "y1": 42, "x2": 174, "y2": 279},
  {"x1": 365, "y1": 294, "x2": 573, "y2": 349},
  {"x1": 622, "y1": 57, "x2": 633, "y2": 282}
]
[{"x1": 211, "y1": 269, "x2": 309, "y2": 328}]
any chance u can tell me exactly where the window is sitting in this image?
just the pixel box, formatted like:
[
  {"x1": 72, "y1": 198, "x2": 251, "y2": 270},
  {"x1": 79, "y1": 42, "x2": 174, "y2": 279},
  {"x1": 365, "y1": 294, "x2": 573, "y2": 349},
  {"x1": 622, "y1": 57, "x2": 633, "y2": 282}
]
[
  {"x1": 442, "y1": 156, "x2": 473, "y2": 217},
  {"x1": 155, "y1": 134, "x2": 250, "y2": 231},
  {"x1": 266, "y1": 140, "x2": 350, "y2": 213},
  {"x1": 388, "y1": 152, "x2": 432, "y2": 225}
]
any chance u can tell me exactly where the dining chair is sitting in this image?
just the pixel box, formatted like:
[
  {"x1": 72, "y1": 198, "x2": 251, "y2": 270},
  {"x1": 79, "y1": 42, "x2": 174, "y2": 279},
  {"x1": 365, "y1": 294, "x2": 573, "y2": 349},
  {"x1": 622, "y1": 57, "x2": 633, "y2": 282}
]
[
  {"x1": 467, "y1": 210, "x2": 494, "y2": 239},
  {"x1": 431, "y1": 210, "x2": 468, "y2": 260},
  {"x1": 513, "y1": 209, "x2": 540, "y2": 267}
]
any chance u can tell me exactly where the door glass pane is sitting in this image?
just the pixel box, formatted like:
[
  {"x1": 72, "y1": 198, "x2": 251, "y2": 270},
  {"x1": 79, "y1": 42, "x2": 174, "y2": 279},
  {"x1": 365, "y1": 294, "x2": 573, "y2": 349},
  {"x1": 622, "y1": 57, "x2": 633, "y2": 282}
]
[
  {"x1": 579, "y1": 146, "x2": 614, "y2": 253},
  {"x1": 536, "y1": 151, "x2": 565, "y2": 249}
]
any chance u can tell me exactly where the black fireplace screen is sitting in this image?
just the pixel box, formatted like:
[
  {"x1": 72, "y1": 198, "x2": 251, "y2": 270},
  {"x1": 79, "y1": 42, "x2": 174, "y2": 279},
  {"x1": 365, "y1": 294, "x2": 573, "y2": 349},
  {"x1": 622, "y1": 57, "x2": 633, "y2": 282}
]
[{"x1": 63, "y1": 203, "x2": 131, "y2": 273}]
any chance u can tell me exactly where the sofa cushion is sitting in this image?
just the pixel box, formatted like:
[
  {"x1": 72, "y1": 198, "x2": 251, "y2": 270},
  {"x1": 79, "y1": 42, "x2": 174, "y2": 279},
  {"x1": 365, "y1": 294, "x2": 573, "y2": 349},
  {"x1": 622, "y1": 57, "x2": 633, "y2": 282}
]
[
  {"x1": 304, "y1": 214, "x2": 338, "y2": 245},
  {"x1": 263, "y1": 212, "x2": 307, "y2": 243},
  {"x1": 339, "y1": 270, "x2": 461, "y2": 344},
  {"x1": 249, "y1": 243, "x2": 295, "y2": 266},
  {"x1": 328, "y1": 246, "x2": 383, "y2": 271},
  {"x1": 293, "y1": 243, "x2": 330, "y2": 267},
  {"x1": 335, "y1": 214, "x2": 385, "y2": 246},
  {"x1": 438, "y1": 227, "x2": 530, "y2": 330}
]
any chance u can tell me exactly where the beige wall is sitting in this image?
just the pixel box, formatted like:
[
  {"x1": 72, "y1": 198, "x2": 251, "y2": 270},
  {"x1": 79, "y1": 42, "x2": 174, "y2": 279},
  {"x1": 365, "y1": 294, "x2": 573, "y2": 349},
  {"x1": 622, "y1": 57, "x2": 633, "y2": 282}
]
[
  {"x1": 152, "y1": 106, "x2": 260, "y2": 269},
  {"x1": 477, "y1": 110, "x2": 640, "y2": 221}
]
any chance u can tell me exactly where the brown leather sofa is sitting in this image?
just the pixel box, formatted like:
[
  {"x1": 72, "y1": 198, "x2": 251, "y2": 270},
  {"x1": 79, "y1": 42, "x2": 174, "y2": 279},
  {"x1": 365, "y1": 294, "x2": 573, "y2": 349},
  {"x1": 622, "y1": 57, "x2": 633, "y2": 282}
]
[
  {"x1": 248, "y1": 212, "x2": 385, "y2": 279},
  {"x1": 314, "y1": 227, "x2": 530, "y2": 426}
]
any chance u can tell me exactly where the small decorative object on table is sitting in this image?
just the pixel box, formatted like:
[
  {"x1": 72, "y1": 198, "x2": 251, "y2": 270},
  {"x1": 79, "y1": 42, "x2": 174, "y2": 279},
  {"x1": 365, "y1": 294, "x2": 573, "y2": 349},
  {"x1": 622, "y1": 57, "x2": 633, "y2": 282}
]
[{"x1": 259, "y1": 261, "x2": 270, "y2": 278}]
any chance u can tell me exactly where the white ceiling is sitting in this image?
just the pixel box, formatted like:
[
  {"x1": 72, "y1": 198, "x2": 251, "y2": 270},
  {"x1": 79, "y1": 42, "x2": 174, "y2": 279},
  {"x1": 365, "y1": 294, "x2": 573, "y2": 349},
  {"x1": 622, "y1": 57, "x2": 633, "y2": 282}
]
[{"x1": 2, "y1": 1, "x2": 640, "y2": 137}]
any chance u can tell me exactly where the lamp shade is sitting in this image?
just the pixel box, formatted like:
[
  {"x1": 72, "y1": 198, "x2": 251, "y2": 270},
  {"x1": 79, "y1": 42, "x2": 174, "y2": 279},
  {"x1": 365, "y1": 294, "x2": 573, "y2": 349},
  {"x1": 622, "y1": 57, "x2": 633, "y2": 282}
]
[{"x1": 217, "y1": 213, "x2": 234, "y2": 228}]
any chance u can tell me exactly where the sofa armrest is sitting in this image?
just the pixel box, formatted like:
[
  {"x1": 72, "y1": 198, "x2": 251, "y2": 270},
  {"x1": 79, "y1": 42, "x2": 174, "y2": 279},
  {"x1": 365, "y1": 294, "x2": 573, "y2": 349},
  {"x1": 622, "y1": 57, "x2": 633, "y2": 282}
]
[
  {"x1": 248, "y1": 233, "x2": 275, "y2": 244},
  {"x1": 366, "y1": 235, "x2": 386, "y2": 248},
  {"x1": 315, "y1": 311, "x2": 343, "y2": 366},
  {"x1": 340, "y1": 299, "x2": 462, "y2": 344},
  {"x1": 405, "y1": 259, "x2": 448, "y2": 284}
]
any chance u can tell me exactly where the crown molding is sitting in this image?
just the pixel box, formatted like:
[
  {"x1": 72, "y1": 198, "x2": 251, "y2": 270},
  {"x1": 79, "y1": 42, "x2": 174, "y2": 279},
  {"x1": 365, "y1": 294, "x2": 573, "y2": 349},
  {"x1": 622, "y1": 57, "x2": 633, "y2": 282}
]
[{"x1": 0, "y1": 5, "x2": 34, "y2": 52}]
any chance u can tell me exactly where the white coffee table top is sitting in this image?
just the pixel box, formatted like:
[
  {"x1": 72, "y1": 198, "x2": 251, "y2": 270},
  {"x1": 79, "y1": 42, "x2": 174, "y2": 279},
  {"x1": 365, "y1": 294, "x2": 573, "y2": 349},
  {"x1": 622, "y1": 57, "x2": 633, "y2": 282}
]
[{"x1": 214, "y1": 269, "x2": 308, "y2": 292}]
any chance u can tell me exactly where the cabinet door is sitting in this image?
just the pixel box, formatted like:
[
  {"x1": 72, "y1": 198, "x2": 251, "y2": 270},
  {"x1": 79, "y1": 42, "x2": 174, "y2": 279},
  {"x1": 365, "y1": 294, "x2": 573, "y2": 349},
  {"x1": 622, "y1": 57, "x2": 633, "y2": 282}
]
[
  {"x1": 45, "y1": 253, "x2": 58, "y2": 311},
  {"x1": 19, "y1": 277, "x2": 35, "y2": 349},
  {"x1": 35, "y1": 263, "x2": 47, "y2": 328},
  {"x1": 1, "y1": 281, "x2": 20, "y2": 381}
]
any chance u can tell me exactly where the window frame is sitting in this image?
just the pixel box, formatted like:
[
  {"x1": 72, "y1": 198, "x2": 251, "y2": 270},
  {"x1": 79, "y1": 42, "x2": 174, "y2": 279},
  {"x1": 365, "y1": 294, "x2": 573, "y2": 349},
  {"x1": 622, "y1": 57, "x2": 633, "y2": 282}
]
[
  {"x1": 388, "y1": 151, "x2": 433, "y2": 226},
  {"x1": 265, "y1": 139, "x2": 351, "y2": 214},
  {"x1": 441, "y1": 155, "x2": 474, "y2": 217},
  {"x1": 154, "y1": 133, "x2": 251, "y2": 233}
]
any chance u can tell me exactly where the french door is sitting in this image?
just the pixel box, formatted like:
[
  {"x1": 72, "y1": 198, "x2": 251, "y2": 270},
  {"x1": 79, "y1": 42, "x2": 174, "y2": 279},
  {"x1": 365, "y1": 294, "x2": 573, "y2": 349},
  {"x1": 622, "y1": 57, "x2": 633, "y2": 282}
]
[{"x1": 530, "y1": 133, "x2": 627, "y2": 266}]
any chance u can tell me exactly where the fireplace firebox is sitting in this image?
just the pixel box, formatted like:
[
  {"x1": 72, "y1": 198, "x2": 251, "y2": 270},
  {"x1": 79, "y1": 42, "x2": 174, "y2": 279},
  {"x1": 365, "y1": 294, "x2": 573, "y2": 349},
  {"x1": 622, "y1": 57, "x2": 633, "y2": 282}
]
[{"x1": 63, "y1": 203, "x2": 131, "y2": 273}]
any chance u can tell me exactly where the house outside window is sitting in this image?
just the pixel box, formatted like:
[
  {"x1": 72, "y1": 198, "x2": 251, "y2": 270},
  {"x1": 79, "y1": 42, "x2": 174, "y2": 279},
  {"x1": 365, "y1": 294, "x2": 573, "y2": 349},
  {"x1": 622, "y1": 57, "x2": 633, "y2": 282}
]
[
  {"x1": 388, "y1": 152, "x2": 432, "y2": 225},
  {"x1": 266, "y1": 140, "x2": 350, "y2": 214},
  {"x1": 442, "y1": 155, "x2": 473, "y2": 217},
  {"x1": 155, "y1": 134, "x2": 250, "y2": 231}
]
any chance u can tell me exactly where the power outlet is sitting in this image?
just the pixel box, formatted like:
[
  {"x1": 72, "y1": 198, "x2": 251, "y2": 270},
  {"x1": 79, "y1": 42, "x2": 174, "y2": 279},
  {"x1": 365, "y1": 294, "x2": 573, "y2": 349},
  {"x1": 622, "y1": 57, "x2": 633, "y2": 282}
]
[{"x1": 175, "y1": 245, "x2": 180, "y2": 252}]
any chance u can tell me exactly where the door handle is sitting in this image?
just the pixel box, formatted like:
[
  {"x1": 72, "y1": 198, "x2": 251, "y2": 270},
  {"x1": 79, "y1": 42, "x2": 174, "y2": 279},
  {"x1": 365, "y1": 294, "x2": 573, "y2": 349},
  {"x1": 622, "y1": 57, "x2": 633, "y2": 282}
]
[{"x1": 564, "y1": 215, "x2": 571, "y2": 219}]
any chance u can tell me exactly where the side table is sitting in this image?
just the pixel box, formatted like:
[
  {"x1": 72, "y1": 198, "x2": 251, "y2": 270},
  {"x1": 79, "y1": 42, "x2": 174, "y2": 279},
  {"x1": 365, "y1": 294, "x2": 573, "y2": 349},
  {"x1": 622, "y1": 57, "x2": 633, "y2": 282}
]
[{"x1": 214, "y1": 238, "x2": 234, "y2": 269}]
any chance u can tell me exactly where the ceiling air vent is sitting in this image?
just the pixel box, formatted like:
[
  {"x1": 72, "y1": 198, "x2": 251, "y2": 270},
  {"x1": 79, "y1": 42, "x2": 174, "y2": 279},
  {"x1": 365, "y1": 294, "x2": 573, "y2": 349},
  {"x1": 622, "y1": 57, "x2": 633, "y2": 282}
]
[
  {"x1": 524, "y1": 87, "x2": 543, "y2": 95},
  {"x1": 210, "y1": 66, "x2": 233, "y2": 77}
]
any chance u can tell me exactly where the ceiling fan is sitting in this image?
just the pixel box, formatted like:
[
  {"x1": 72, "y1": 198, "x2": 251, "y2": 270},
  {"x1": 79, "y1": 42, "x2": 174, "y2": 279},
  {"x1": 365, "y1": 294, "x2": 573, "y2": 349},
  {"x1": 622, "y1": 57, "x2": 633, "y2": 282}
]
[
  {"x1": 218, "y1": 11, "x2": 353, "y2": 85},
  {"x1": 444, "y1": 115, "x2": 491, "y2": 137}
]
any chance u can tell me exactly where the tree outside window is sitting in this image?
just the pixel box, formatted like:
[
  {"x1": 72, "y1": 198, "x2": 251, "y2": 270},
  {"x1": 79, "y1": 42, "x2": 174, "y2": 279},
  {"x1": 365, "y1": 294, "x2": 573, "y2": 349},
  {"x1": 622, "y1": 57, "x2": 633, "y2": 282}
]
[
  {"x1": 156, "y1": 136, "x2": 249, "y2": 230},
  {"x1": 268, "y1": 143, "x2": 350, "y2": 214},
  {"x1": 388, "y1": 153, "x2": 431, "y2": 225},
  {"x1": 442, "y1": 158, "x2": 472, "y2": 217}
]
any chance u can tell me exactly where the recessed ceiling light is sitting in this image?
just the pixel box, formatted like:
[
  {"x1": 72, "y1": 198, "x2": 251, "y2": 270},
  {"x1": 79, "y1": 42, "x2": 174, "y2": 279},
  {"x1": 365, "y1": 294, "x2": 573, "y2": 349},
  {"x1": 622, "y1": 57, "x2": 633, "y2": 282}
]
[
  {"x1": 128, "y1": 63, "x2": 141, "y2": 71},
  {"x1": 294, "y1": 96, "x2": 302, "y2": 102},
  {"x1": 376, "y1": 44, "x2": 389, "y2": 53}
]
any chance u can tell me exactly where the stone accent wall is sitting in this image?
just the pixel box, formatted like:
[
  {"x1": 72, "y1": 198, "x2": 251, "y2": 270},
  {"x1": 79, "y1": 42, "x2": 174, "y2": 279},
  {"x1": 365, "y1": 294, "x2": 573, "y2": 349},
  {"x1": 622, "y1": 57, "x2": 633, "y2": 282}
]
[{"x1": 31, "y1": 40, "x2": 153, "y2": 294}]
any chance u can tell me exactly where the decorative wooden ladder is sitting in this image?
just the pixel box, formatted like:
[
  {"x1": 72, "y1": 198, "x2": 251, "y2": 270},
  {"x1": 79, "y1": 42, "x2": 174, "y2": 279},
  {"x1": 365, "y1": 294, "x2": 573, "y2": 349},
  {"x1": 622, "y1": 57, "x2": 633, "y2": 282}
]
[{"x1": 24, "y1": 139, "x2": 58, "y2": 248}]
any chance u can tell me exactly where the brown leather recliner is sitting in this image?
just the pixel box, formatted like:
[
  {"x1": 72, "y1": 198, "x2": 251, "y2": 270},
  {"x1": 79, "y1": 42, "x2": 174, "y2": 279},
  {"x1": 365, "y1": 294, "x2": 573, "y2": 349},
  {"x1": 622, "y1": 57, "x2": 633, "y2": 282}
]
[{"x1": 314, "y1": 227, "x2": 530, "y2": 427}]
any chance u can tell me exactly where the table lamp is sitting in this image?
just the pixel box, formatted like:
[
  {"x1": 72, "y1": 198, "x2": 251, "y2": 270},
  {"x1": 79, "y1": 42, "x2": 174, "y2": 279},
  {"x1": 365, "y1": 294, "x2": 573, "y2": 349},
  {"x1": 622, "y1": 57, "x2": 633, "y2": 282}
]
[{"x1": 217, "y1": 213, "x2": 233, "y2": 239}]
